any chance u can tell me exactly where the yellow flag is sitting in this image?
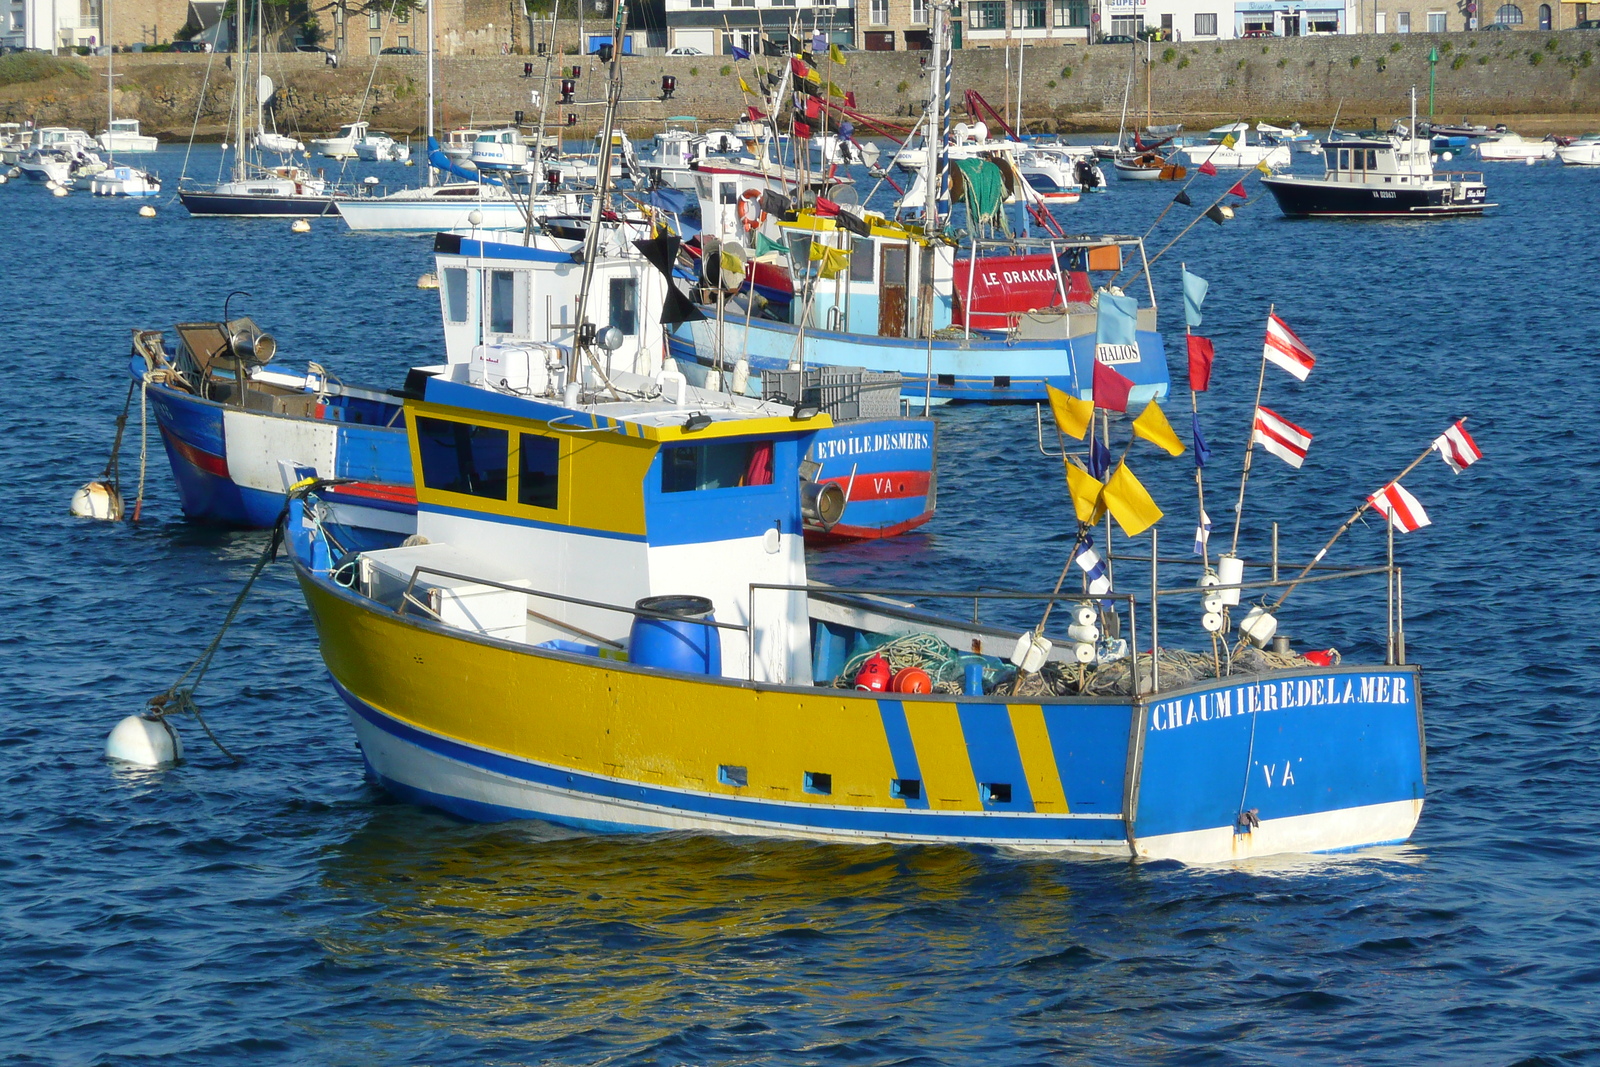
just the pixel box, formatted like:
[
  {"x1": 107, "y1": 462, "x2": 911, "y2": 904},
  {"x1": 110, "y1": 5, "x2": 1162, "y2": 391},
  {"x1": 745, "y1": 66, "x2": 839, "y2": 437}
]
[
  {"x1": 1255, "y1": 159, "x2": 1273, "y2": 175},
  {"x1": 1221, "y1": 132, "x2": 1238, "y2": 149},
  {"x1": 830, "y1": 43, "x2": 847, "y2": 65},
  {"x1": 720, "y1": 250, "x2": 745, "y2": 283},
  {"x1": 805, "y1": 66, "x2": 822, "y2": 84},
  {"x1": 739, "y1": 77, "x2": 753, "y2": 94},
  {"x1": 810, "y1": 242, "x2": 849, "y2": 278},
  {"x1": 827, "y1": 81, "x2": 846, "y2": 99},
  {"x1": 1103, "y1": 461, "x2": 1163, "y2": 537},
  {"x1": 1045, "y1": 383, "x2": 1093, "y2": 441},
  {"x1": 1131, "y1": 400, "x2": 1185, "y2": 457},
  {"x1": 1064, "y1": 460, "x2": 1106, "y2": 524}
]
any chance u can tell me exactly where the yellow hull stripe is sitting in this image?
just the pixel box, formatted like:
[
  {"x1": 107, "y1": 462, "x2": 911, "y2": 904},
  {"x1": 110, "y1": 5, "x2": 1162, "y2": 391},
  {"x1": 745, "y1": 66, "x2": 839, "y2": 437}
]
[
  {"x1": 1008, "y1": 704, "x2": 1070, "y2": 814},
  {"x1": 903, "y1": 702, "x2": 981, "y2": 810}
]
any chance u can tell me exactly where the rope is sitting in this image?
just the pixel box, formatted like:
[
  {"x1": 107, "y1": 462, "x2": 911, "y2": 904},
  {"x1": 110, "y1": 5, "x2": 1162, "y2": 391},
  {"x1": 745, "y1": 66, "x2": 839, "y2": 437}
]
[
  {"x1": 829, "y1": 632, "x2": 998, "y2": 694},
  {"x1": 144, "y1": 502, "x2": 289, "y2": 762},
  {"x1": 134, "y1": 375, "x2": 149, "y2": 522},
  {"x1": 99, "y1": 380, "x2": 136, "y2": 491}
]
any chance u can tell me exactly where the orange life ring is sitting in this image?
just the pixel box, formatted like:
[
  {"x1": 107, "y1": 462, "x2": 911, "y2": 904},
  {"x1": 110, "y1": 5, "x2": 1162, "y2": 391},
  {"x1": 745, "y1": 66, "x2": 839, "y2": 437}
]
[{"x1": 737, "y1": 188, "x2": 765, "y2": 231}]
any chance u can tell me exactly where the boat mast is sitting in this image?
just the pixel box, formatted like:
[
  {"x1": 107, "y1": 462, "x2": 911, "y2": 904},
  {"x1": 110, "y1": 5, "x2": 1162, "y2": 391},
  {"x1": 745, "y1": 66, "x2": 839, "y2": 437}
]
[
  {"x1": 923, "y1": 0, "x2": 942, "y2": 231},
  {"x1": 569, "y1": 0, "x2": 627, "y2": 389},
  {"x1": 233, "y1": 0, "x2": 246, "y2": 181},
  {"x1": 426, "y1": 0, "x2": 435, "y2": 186},
  {"x1": 104, "y1": 0, "x2": 114, "y2": 165}
]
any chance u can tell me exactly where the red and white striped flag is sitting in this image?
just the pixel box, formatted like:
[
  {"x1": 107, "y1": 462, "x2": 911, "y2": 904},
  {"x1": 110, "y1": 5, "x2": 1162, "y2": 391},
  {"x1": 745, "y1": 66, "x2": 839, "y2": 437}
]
[
  {"x1": 1432, "y1": 420, "x2": 1482, "y2": 474},
  {"x1": 1263, "y1": 313, "x2": 1316, "y2": 381},
  {"x1": 1369, "y1": 481, "x2": 1432, "y2": 533},
  {"x1": 1253, "y1": 405, "x2": 1313, "y2": 468}
]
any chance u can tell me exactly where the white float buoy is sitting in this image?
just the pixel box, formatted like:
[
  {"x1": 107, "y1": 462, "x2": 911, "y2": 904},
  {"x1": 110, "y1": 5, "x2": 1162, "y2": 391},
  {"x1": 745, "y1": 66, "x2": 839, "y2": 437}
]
[
  {"x1": 44, "y1": 178, "x2": 58, "y2": 190},
  {"x1": 1441, "y1": 151, "x2": 1454, "y2": 162},
  {"x1": 70, "y1": 479, "x2": 124, "y2": 520},
  {"x1": 468, "y1": 208, "x2": 483, "y2": 227},
  {"x1": 1066, "y1": 622, "x2": 1100, "y2": 644},
  {"x1": 139, "y1": 204, "x2": 156, "y2": 217},
  {"x1": 52, "y1": 185, "x2": 69, "y2": 197},
  {"x1": 1525, "y1": 155, "x2": 1538, "y2": 166},
  {"x1": 0, "y1": 174, "x2": 7, "y2": 185},
  {"x1": 1239, "y1": 605, "x2": 1279, "y2": 648},
  {"x1": 1202, "y1": 611, "x2": 1226, "y2": 633},
  {"x1": 291, "y1": 218, "x2": 312, "y2": 233},
  {"x1": 1072, "y1": 642, "x2": 1096, "y2": 665},
  {"x1": 106, "y1": 715, "x2": 183, "y2": 767},
  {"x1": 1217, "y1": 554, "x2": 1245, "y2": 607},
  {"x1": 363, "y1": 175, "x2": 379, "y2": 185},
  {"x1": 6, "y1": 167, "x2": 18, "y2": 178},
  {"x1": 416, "y1": 270, "x2": 439, "y2": 289}
]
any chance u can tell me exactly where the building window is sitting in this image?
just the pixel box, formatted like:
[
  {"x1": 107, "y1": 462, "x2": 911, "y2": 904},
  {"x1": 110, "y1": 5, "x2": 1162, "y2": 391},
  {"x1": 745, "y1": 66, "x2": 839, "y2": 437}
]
[
  {"x1": 1109, "y1": 13, "x2": 1143, "y2": 34},
  {"x1": 1052, "y1": 0, "x2": 1087, "y2": 25},
  {"x1": 770, "y1": 0, "x2": 795, "y2": 7},
  {"x1": 416, "y1": 418, "x2": 509, "y2": 500},
  {"x1": 1426, "y1": 10, "x2": 1446, "y2": 29},
  {"x1": 1194, "y1": 10, "x2": 1217, "y2": 33},
  {"x1": 1013, "y1": 0, "x2": 1047, "y2": 28},
  {"x1": 870, "y1": 0, "x2": 888, "y2": 23},
  {"x1": 517, "y1": 434, "x2": 559, "y2": 509},
  {"x1": 1396, "y1": 9, "x2": 1409, "y2": 29},
  {"x1": 968, "y1": 0, "x2": 1005, "y2": 27},
  {"x1": 690, "y1": 0, "x2": 711, "y2": 7},
  {"x1": 1578, "y1": 3, "x2": 1589, "y2": 19},
  {"x1": 368, "y1": 36, "x2": 382, "y2": 53},
  {"x1": 1538, "y1": 2, "x2": 1551, "y2": 26},
  {"x1": 729, "y1": 0, "x2": 753, "y2": 6},
  {"x1": 912, "y1": 0, "x2": 928, "y2": 21},
  {"x1": 397, "y1": 35, "x2": 408, "y2": 47},
  {"x1": 1495, "y1": 3, "x2": 1522, "y2": 22},
  {"x1": 368, "y1": 11, "x2": 380, "y2": 29}
]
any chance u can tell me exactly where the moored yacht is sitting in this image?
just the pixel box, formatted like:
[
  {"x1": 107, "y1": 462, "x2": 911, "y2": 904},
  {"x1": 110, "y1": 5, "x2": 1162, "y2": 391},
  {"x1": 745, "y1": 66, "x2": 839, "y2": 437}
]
[{"x1": 1261, "y1": 131, "x2": 1491, "y2": 218}]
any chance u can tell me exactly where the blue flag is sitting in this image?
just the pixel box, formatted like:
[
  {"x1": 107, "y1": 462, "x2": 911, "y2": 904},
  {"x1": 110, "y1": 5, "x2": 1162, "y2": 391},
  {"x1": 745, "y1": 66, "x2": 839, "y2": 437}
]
[
  {"x1": 812, "y1": 32, "x2": 828, "y2": 52},
  {"x1": 1182, "y1": 267, "x2": 1208, "y2": 329},
  {"x1": 1074, "y1": 533, "x2": 1113, "y2": 595},
  {"x1": 1194, "y1": 509, "x2": 1212, "y2": 556},
  {"x1": 731, "y1": 45, "x2": 752, "y2": 60},
  {"x1": 1192, "y1": 410, "x2": 1211, "y2": 469},
  {"x1": 1094, "y1": 291, "x2": 1139, "y2": 350},
  {"x1": 1088, "y1": 437, "x2": 1112, "y2": 480}
]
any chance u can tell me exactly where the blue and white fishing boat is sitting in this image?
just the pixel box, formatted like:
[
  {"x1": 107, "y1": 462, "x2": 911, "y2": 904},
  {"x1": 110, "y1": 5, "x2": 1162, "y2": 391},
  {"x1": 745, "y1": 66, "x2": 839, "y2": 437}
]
[{"x1": 283, "y1": 344, "x2": 1427, "y2": 863}]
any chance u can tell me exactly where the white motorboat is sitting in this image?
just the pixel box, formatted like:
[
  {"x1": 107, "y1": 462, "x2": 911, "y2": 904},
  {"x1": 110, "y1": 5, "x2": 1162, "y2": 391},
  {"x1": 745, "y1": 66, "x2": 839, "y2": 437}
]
[
  {"x1": 353, "y1": 130, "x2": 411, "y2": 162},
  {"x1": 254, "y1": 131, "x2": 305, "y2": 155},
  {"x1": 19, "y1": 145, "x2": 104, "y2": 184},
  {"x1": 1476, "y1": 131, "x2": 1556, "y2": 162},
  {"x1": 469, "y1": 127, "x2": 530, "y2": 172},
  {"x1": 440, "y1": 127, "x2": 481, "y2": 164},
  {"x1": 0, "y1": 122, "x2": 26, "y2": 165},
  {"x1": 338, "y1": 180, "x2": 578, "y2": 231},
  {"x1": 97, "y1": 119, "x2": 158, "y2": 153},
  {"x1": 1555, "y1": 135, "x2": 1600, "y2": 166},
  {"x1": 1112, "y1": 151, "x2": 1186, "y2": 182},
  {"x1": 1178, "y1": 122, "x2": 1293, "y2": 170},
  {"x1": 310, "y1": 120, "x2": 368, "y2": 159},
  {"x1": 89, "y1": 163, "x2": 161, "y2": 196}
]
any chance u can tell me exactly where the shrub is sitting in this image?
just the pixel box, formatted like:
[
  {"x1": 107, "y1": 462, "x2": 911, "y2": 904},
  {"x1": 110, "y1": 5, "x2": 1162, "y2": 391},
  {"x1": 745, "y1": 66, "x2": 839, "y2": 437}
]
[
  {"x1": 1178, "y1": 56, "x2": 1189, "y2": 69},
  {"x1": 689, "y1": 66, "x2": 699, "y2": 76},
  {"x1": 1581, "y1": 49, "x2": 1594, "y2": 67},
  {"x1": 1162, "y1": 47, "x2": 1176, "y2": 62},
  {"x1": 1529, "y1": 50, "x2": 1543, "y2": 65},
  {"x1": 1060, "y1": 65, "x2": 1072, "y2": 77},
  {"x1": 896, "y1": 80, "x2": 909, "y2": 92},
  {"x1": 1277, "y1": 57, "x2": 1286, "y2": 68},
  {"x1": 1047, "y1": 79, "x2": 1057, "y2": 87},
  {"x1": 0, "y1": 54, "x2": 90, "y2": 86},
  {"x1": 1452, "y1": 53, "x2": 1467, "y2": 69},
  {"x1": 1261, "y1": 44, "x2": 1270, "y2": 53},
  {"x1": 719, "y1": 64, "x2": 731, "y2": 76},
  {"x1": 1440, "y1": 41, "x2": 1452, "y2": 53},
  {"x1": 1236, "y1": 57, "x2": 1247, "y2": 70},
  {"x1": 1349, "y1": 55, "x2": 1361, "y2": 67},
  {"x1": 1478, "y1": 54, "x2": 1488, "y2": 64},
  {"x1": 1389, "y1": 41, "x2": 1403, "y2": 53},
  {"x1": 1547, "y1": 37, "x2": 1559, "y2": 51}
]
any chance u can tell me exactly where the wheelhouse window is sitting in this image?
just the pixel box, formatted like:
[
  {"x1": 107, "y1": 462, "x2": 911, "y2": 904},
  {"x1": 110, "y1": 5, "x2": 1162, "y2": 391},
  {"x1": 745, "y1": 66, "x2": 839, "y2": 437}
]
[
  {"x1": 443, "y1": 267, "x2": 469, "y2": 323},
  {"x1": 490, "y1": 270, "x2": 515, "y2": 334},
  {"x1": 850, "y1": 238, "x2": 875, "y2": 282},
  {"x1": 661, "y1": 441, "x2": 775, "y2": 492},
  {"x1": 416, "y1": 418, "x2": 509, "y2": 499},
  {"x1": 517, "y1": 433, "x2": 560, "y2": 509},
  {"x1": 1338, "y1": 148, "x2": 1350, "y2": 169},
  {"x1": 610, "y1": 277, "x2": 639, "y2": 336}
]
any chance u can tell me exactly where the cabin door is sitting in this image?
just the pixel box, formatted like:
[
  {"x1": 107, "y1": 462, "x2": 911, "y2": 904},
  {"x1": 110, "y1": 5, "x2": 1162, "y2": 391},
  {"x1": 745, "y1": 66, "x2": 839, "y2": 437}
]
[{"x1": 879, "y1": 243, "x2": 909, "y2": 339}]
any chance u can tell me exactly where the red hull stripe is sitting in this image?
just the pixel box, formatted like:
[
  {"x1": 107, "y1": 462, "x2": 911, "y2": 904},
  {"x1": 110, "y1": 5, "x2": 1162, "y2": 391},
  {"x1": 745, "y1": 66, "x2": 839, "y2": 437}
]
[
  {"x1": 826, "y1": 470, "x2": 931, "y2": 502},
  {"x1": 809, "y1": 511, "x2": 935, "y2": 542},
  {"x1": 161, "y1": 427, "x2": 229, "y2": 479},
  {"x1": 324, "y1": 482, "x2": 418, "y2": 506}
]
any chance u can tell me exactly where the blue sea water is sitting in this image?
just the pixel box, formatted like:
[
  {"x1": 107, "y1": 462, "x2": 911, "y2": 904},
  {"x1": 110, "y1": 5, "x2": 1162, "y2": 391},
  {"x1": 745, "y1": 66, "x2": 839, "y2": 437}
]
[{"x1": 4, "y1": 145, "x2": 1600, "y2": 1065}]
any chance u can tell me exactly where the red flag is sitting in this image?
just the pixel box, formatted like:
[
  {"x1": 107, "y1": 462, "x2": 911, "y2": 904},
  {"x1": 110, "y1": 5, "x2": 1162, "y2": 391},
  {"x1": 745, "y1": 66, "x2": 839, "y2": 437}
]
[
  {"x1": 1263, "y1": 313, "x2": 1315, "y2": 380},
  {"x1": 1227, "y1": 180, "x2": 1247, "y2": 198},
  {"x1": 790, "y1": 57, "x2": 812, "y2": 80},
  {"x1": 844, "y1": 90, "x2": 856, "y2": 108},
  {"x1": 794, "y1": 120, "x2": 813, "y2": 139},
  {"x1": 1199, "y1": 160, "x2": 1218, "y2": 176},
  {"x1": 1092, "y1": 361, "x2": 1134, "y2": 413},
  {"x1": 1252, "y1": 405, "x2": 1313, "y2": 468},
  {"x1": 813, "y1": 196, "x2": 840, "y2": 216},
  {"x1": 1186, "y1": 335, "x2": 1214, "y2": 392},
  {"x1": 745, "y1": 106, "x2": 765, "y2": 122},
  {"x1": 1432, "y1": 420, "x2": 1482, "y2": 473},
  {"x1": 1368, "y1": 481, "x2": 1432, "y2": 532},
  {"x1": 805, "y1": 95, "x2": 823, "y2": 120}
]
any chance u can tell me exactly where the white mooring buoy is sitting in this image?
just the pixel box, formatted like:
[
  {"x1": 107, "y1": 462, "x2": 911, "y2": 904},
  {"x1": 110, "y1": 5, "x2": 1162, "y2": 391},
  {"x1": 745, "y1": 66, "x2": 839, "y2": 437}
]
[
  {"x1": 0, "y1": 174, "x2": 7, "y2": 185},
  {"x1": 70, "y1": 479, "x2": 124, "y2": 520},
  {"x1": 44, "y1": 178, "x2": 58, "y2": 190},
  {"x1": 291, "y1": 218, "x2": 312, "y2": 233},
  {"x1": 106, "y1": 715, "x2": 183, "y2": 767},
  {"x1": 416, "y1": 271, "x2": 439, "y2": 289},
  {"x1": 1526, "y1": 156, "x2": 1538, "y2": 166},
  {"x1": 52, "y1": 185, "x2": 69, "y2": 197},
  {"x1": 139, "y1": 204, "x2": 156, "y2": 217}
]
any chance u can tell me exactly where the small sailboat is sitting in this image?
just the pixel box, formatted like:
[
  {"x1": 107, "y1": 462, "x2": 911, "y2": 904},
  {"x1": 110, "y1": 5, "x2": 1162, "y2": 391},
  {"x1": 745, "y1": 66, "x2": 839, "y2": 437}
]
[{"x1": 88, "y1": 14, "x2": 161, "y2": 198}]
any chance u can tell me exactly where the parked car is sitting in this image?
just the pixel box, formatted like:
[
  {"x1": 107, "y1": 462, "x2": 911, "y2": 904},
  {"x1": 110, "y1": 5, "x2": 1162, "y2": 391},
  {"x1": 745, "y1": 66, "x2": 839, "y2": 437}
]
[
  {"x1": 1098, "y1": 34, "x2": 1136, "y2": 44},
  {"x1": 295, "y1": 44, "x2": 333, "y2": 53},
  {"x1": 666, "y1": 45, "x2": 706, "y2": 56},
  {"x1": 1482, "y1": 21, "x2": 1512, "y2": 29},
  {"x1": 1242, "y1": 28, "x2": 1276, "y2": 37},
  {"x1": 171, "y1": 40, "x2": 211, "y2": 52},
  {"x1": 379, "y1": 46, "x2": 420, "y2": 55},
  {"x1": 1578, "y1": 17, "x2": 1600, "y2": 25}
]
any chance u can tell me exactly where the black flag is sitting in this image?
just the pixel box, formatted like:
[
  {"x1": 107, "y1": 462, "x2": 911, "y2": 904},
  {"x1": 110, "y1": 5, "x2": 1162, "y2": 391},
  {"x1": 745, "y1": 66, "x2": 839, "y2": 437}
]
[
  {"x1": 633, "y1": 234, "x2": 682, "y2": 279},
  {"x1": 1173, "y1": 189, "x2": 1193, "y2": 207},
  {"x1": 1204, "y1": 203, "x2": 1234, "y2": 225},
  {"x1": 836, "y1": 208, "x2": 872, "y2": 237},
  {"x1": 660, "y1": 285, "x2": 708, "y2": 326}
]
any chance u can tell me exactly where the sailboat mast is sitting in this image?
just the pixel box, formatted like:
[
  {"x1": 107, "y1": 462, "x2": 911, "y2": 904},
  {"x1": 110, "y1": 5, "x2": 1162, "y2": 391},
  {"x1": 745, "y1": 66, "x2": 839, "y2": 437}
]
[
  {"x1": 570, "y1": 0, "x2": 628, "y2": 382},
  {"x1": 234, "y1": 0, "x2": 246, "y2": 180},
  {"x1": 105, "y1": 0, "x2": 114, "y2": 164},
  {"x1": 923, "y1": 0, "x2": 942, "y2": 230},
  {"x1": 426, "y1": 0, "x2": 435, "y2": 186}
]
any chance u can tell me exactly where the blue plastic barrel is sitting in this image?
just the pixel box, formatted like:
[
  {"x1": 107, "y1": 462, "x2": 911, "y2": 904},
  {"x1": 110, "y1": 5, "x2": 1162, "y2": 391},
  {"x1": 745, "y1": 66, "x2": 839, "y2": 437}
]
[{"x1": 628, "y1": 595, "x2": 722, "y2": 676}]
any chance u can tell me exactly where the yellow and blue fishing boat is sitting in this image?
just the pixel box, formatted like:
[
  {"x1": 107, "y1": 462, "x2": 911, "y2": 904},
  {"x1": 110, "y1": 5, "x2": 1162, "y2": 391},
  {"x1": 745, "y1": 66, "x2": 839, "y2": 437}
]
[{"x1": 285, "y1": 345, "x2": 1427, "y2": 864}]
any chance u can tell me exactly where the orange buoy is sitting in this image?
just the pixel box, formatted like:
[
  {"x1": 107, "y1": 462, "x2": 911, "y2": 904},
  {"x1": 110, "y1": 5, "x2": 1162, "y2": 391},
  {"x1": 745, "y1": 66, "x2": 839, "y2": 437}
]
[{"x1": 891, "y1": 667, "x2": 932, "y2": 694}]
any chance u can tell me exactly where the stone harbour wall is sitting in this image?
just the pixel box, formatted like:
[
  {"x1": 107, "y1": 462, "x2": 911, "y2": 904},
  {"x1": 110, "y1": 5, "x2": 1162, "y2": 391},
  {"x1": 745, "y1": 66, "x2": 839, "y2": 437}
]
[{"x1": 3, "y1": 31, "x2": 1599, "y2": 140}]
